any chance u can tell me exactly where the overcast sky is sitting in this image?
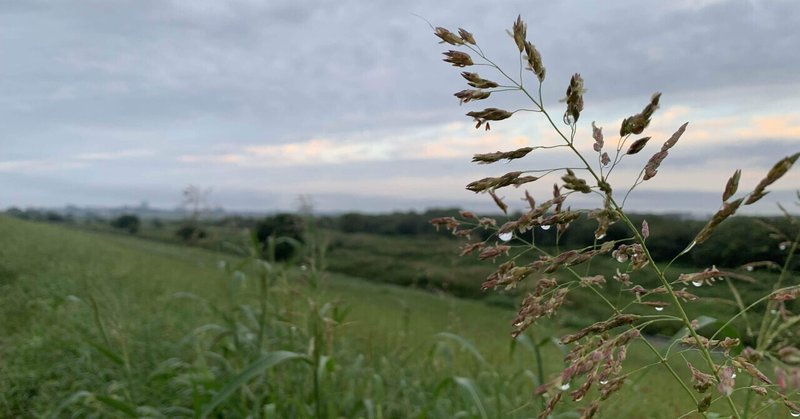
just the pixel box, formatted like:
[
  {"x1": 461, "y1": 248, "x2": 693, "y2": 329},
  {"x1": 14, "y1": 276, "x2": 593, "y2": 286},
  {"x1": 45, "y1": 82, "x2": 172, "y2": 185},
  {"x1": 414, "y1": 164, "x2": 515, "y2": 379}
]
[{"x1": 1, "y1": 0, "x2": 798, "y2": 214}]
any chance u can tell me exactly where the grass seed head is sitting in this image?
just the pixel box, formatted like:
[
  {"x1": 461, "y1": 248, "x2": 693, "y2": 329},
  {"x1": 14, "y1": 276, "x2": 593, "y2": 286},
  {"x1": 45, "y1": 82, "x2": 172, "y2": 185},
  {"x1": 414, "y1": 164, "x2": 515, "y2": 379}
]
[
  {"x1": 511, "y1": 15, "x2": 526, "y2": 52},
  {"x1": 524, "y1": 41, "x2": 546, "y2": 82},
  {"x1": 454, "y1": 89, "x2": 491, "y2": 104},
  {"x1": 457, "y1": 27, "x2": 476, "y2": 45},
  {"x1": 434, "y1": 27, "x2": 465, "y2": 45},
  {"x1": 472, "y1": 147, "x2": 533, "y2": 164},
  {"x1": 562, "y1": 73, "x2": 585, "y2": 124},
  {"x1": 442, "y1": 50, "x2": 473, "y2": 67},
  {"x1": 461, "y1": 71, "x2": 499, "y2": 88}
]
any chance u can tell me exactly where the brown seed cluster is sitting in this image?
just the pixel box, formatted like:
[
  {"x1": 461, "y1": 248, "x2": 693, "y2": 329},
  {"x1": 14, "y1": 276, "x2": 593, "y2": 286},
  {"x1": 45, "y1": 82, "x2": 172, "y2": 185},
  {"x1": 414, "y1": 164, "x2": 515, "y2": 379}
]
[
  {"x1": 620, "y1": 93, "x2": 660, "y2": 136},
  {"x1": 643, "y1": 122, "x2": 688, "y2": 181},
  {"x1": 466, "y1": 171, "x2": 538, "y2": 193},
  {"x1": 471, "y1": 147, "x2": 533, "y2": 164},
  {"x1": 561, "y1": 168, "x2": 592, "y2": 193},
  {"x1": 745, "y1": 152, "x2": 799, "y2": 205},
  {"x1": 562, "y1": 73, "x2": 585, "y2": 124}
]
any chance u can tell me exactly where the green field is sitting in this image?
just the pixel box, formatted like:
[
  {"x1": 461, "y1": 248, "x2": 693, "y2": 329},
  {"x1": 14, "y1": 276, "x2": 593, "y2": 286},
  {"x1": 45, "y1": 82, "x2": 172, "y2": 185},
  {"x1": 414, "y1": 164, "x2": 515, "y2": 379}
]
[{"x1": 0, "y1": 215, "x2": 779, "y2": 418}]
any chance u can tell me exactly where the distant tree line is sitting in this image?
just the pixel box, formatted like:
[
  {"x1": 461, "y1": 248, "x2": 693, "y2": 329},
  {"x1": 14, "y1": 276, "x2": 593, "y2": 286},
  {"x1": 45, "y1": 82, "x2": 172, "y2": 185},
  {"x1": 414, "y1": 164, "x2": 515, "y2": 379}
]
[
  {"x1": 314, "y1": 209, "x2": 797, "y2": 269},
  {"x1": 4, "y1": 206, "x2": 796, "y2": 269}
]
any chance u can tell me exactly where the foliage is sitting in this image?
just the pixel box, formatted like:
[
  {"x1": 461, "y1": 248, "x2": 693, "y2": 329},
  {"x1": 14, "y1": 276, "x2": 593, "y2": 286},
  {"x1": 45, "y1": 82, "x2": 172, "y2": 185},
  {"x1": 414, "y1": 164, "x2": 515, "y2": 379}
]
[
  {"x1": 175, "y1": 222, "x2": 207, "y2": 242},
  {"x1": 430, "y1": 16, "x2": 800, "y2": 418},
  {"x1": 254, "y1": 213, "x2": 305, "y2": 261},
  {"x1": 110, "y1": 214, "x2": 140, "y2": 234}
]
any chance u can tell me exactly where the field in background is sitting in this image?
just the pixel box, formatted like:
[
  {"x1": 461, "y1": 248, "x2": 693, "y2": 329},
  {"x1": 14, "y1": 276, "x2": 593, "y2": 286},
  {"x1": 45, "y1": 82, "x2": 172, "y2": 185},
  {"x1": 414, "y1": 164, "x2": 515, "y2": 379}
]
[{"x1": 0, "y1": 215, "x2": 775, "y2": 417}]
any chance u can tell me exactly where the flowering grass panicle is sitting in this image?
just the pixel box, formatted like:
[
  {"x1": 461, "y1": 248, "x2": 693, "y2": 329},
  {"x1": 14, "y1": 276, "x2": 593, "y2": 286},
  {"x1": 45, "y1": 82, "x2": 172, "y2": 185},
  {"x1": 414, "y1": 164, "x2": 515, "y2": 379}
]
[{"x1": 428, "y1": 14, "x2": 800, "y2": 419}]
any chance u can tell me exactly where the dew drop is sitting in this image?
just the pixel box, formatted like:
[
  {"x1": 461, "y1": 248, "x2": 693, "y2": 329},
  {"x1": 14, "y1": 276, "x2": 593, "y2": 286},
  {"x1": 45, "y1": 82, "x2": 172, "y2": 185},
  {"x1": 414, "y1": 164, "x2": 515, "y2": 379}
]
[
  {"x1": 791, "y1": 411, "x2": 800, "y2": 418},
  {"x1": 513, "y1": 321, "x2": 524, "y2": 327},
  {"x1": 779, "y1": 242, "x2": 788, "y2": 251},
  {"x1": 731, "y1": 373, "x2": 737, "y2": 379},
  {"x1": 498, "y1": 231, "x2": 513, "y2": 242},
  {"x1": 692, "y1": 280, "x2": 703, "y2": 287},
  {"x1": 540, "y1": 224, "x2": 551, "y2": 231},
  {"x1": 300, "y1": 264, "x2": 308, "y2": 271},
  {"x1": 654, "y1": 306, "x2": 664, "y2": 312},
  {"x1": 615, "y1": 255, "x2": 627, "y2": 263},
  {"x1": 599, "y1": 380, "x2": 608, "y2": 385},
  {"x1": 746, "y1": 265, "x2": 754, "y2": 272},
  {"x1": 596, "y1": 233, "x2": 606, "y2": 240},
  {"x1": 560, "y1": 382, "x2": 570, "y2": 391},
  {"x1": 771, "y1": 309, "x2": 778, "y2": 315},
  {"x1": 574, "y1": 395, "x2": 583, "y2": 402}
]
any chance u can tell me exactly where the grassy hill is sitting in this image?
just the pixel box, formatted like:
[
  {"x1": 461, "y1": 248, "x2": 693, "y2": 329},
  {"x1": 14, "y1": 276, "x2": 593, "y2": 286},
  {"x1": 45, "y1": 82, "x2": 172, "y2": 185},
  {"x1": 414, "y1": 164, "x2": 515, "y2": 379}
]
[{"x1": 0, "y1": 215, "x2": 747, "y2": 418}]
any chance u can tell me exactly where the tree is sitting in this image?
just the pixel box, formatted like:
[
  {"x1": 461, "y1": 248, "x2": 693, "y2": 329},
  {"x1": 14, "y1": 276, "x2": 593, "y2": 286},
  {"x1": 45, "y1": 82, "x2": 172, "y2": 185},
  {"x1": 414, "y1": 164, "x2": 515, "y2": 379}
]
[
  {"x1": 111, "y1": 214, "x2": 140, "y2": 234},
  {"x1": 255, "y1": 214, "x2": 305, "y2": 261}
]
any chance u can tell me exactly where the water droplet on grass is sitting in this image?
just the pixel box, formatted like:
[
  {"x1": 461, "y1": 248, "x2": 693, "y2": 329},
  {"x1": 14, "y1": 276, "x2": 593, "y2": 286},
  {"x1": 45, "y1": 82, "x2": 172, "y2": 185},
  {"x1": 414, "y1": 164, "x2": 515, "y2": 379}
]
[
  {"x1": 596, "y1": 233, "x2": 606, "y2": 240},
  {"x1": 615, "y1": 255, "x2": 627, "y2": 263},
  {"x1": 692, "y1": 280, "x2": 703, "y2": 287},
  {"x1": 790, "y1": 411, "x2": 800, "y2": 418},
  {"x1": 574, "y1": 395, "x2": 583, "y2": 401},
  {"x1": 655, "y1": 306, "x2": 664, "y2": 312},
  {"x1": 779, "y1": 242, "x2": 788, "y2": 251},
  {"x1": 599, "y1": 380, "x2": 608, "y2": 385},
  {"x1": 498, "y1": 232, "x2": 513, "y2": 242},
  {"x1": 560, "y1": 382, "x2": 570, "y2": 391},
  {"x1": 731, "y1": 373, "x2": 737, "y2": 379},
  {"x1": 746, "y1": 265, "x2": 754, "y2": 272},
  {"x1": 540, "y1": 224, "x2": 551, "y2": 231}
]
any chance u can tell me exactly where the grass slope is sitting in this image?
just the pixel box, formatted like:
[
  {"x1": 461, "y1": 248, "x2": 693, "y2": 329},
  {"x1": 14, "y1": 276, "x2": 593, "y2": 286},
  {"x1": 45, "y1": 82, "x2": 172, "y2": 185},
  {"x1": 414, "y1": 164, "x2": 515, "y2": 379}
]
[{"x1": 0, "y1": 216, "x2": 738, "y2": 418}]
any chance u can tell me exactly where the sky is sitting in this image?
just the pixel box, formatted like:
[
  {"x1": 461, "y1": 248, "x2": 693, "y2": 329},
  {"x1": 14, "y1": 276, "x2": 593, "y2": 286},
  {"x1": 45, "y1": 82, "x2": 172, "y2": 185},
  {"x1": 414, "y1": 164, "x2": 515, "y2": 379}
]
[{"x1": 0, "y1": 0, "x2": 798, "y2": 215}]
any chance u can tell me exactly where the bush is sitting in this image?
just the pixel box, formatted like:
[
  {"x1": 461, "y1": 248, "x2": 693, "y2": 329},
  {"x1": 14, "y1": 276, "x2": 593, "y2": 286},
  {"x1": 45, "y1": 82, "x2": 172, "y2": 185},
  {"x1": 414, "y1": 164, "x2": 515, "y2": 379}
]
[
  {"x1": 255, "y1": 214, "x2": 305, "y2": 261},
  {"x1": 175, "y1": 223, "x2": 207, "y2": 241},
  {"x1": 110, "y1": 214, "x2": 140, "y2": 234}
]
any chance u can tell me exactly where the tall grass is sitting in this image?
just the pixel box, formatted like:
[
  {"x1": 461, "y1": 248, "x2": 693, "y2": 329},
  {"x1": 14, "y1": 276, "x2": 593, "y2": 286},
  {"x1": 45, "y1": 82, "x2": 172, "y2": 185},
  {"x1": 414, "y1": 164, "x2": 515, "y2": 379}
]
[{"x1": 428, "y1": 15, "x2": 800, "y2": 418}]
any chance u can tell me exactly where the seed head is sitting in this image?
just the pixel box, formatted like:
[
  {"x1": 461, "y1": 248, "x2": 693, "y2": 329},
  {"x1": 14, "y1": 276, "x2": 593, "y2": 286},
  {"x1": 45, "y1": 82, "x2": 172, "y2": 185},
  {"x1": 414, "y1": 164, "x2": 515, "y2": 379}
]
[
  {"x1": 454, "y1": 89, "x2": 491, "y2": 104},
  {"x1": 478, "y1": 243, "x2": 510, "y2": 261},
  {"x1": 561, "y1": 73, "x2": 585, "y2": 124},
  {"x1": 466, "y1": 171, "x2": 538, "y2": 193},
  {"x1": 472, "y1": 147, "x2": 533, "y2": 164},
  {"x1": 511, "y1": 15, "x2": 526, "y2": 52},
  {"x1": 745, "y1": 152, "x2": 800, "y2": 205},
  {"x1": 626, "y1": 137, "x2": 651, "y2": 155},
  {"x1": 524, "y1": 41, "x2": 546, "y2": 82},
  {"x1": 620, "y1": 93, "x2": 661, "y2": 136},
  {"x1": 461, "y1": 72, "x2": 499, "y2": 89},
  {"x1": 487, "y1": 189, "x2": 508, "y2": 214},
  {"x1": 434, "y1": 27, "x2": 464, "y2": 45},
  {"x1": 592, "y1": 122, "x2": 604, "y2": 152},
  {"x1": 717, "y1": 366, "x2": 735, "y2": 397},
  {"x1": 601, "y1": 152, "x2": 610, "y2": 167},
  {"x1": 457, "y1": 28, "x2": 476, "y2": 45},
  {"x1": 687, "y1": 362, "x2": 714, "y2": 393},
  {"x1": 694, "y1": 198, "x2": 744, "y2": 244},
  {"x1": 442, "y1": 50, "x2": 473, "y2": 67},
  {"x1": 722, "y1": 169, "x2": 741, "y2": 201},
  {"x1": 562, "y1": 168, "x2": 592, "y2": 193}
]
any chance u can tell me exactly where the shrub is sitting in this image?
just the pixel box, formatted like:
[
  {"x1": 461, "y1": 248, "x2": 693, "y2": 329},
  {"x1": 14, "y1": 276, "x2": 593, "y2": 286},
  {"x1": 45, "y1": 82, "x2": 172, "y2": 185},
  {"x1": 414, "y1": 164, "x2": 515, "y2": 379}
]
[{"x1": 110, "y1": 214, "x2": 140, "y2": 234}]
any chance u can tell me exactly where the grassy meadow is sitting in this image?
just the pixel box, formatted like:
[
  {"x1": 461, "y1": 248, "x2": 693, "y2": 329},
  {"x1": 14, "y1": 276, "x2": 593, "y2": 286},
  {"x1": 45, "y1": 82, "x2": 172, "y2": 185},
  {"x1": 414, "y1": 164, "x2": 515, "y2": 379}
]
[{"x1": 0, "y1": 214, "x2": 789, "y2": 418}]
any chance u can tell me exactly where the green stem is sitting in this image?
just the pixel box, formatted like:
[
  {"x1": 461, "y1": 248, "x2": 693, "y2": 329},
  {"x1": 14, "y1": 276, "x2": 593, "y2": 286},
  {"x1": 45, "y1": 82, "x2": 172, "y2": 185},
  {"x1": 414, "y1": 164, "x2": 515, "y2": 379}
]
[{"x1": 755, "y1": 229, "x2": 800, "y2": 351}]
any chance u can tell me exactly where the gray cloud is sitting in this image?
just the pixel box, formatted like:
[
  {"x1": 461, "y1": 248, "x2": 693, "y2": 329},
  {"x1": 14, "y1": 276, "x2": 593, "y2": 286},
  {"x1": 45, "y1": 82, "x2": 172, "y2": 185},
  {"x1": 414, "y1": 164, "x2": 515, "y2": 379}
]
[{"x1": 0, "y1": 0, "x2": 798, "y2": 212}]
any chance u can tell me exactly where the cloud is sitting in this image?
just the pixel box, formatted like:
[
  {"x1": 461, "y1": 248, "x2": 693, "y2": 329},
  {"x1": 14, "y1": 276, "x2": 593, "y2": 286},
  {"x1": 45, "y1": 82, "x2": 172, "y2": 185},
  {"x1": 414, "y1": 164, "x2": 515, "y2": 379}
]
[
  {"x1": 76, "y1": 149, "x2": 155, "y2": 161},
  {"x1": 1, "y1": 1, "x2": 799, "y2": 212}
]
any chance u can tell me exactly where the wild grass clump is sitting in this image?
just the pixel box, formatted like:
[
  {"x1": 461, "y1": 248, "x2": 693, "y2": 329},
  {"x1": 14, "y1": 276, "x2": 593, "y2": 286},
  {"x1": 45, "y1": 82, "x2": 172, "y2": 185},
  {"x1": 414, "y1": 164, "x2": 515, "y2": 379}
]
[{"x1": 430, "y1": 16, "x2": 800, "y2": 418}]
